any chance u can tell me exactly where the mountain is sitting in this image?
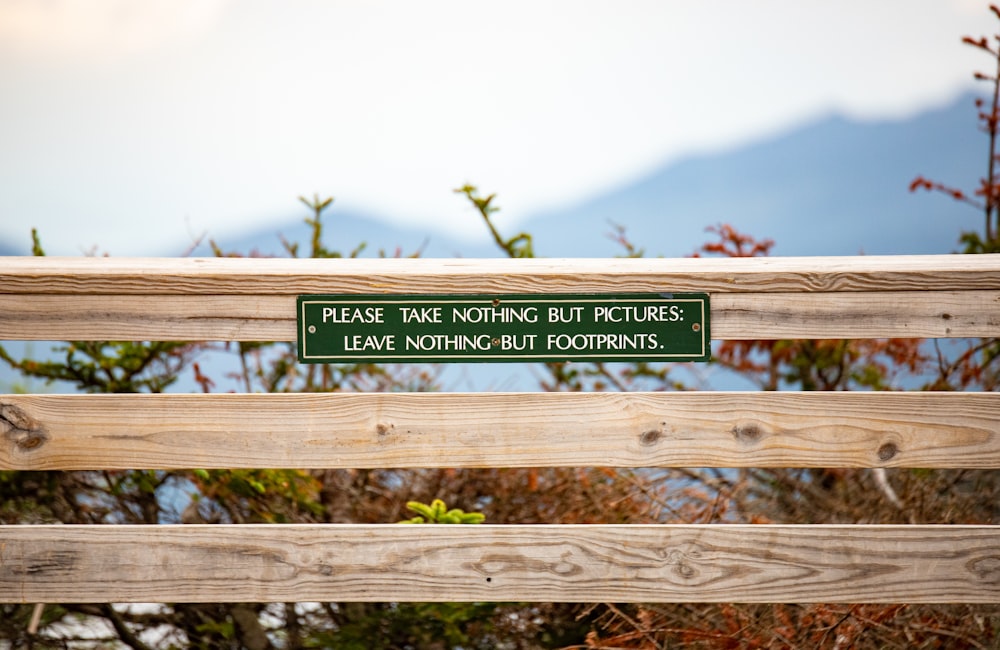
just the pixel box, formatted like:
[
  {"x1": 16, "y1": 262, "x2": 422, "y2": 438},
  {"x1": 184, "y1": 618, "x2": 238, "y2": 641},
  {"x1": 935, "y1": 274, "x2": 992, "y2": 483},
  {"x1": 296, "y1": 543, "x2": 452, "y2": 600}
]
[
  {"x1": 200, "y1": 206, "x2": 503, "y2": 260},
  {"x1": 202, "y1": 92, "x2": 986, "y2": 260},
  {"x1": 0, "y1": 240, "x2": 21, "y2": 255},
  {"x1": 523, "y1": 93, "x2": 985, "y2": 258}
]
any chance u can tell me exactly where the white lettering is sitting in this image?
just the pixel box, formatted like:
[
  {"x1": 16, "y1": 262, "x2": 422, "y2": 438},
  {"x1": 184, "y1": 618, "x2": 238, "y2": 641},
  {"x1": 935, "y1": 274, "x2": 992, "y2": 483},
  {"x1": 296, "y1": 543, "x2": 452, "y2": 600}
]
[
  {"x1": 452, "y1": 306, "x2": 539, "y2": 324},
  {"x1": 547, "y1": 306, "x2": 584, "y2": 323},
  {"x1": 593, "y1": 304, "x2": 683, "y2": 323},
  {"x1": 343, "y1": 334, "x2": 395, "y2": 351},
  {"x1": 399, "y1": 306, "x2": 442, "y2": 324},
  {"x1": 324, "y1": 306, "x2": 384, "y2": 324},
  {"x1": 499, "y1": 334, "x2": 537, "y2": 351},
  {"x1": 546, "y1": 332, "x2": 659, "y2": 351},
  {"x1": 404, "y1": 333, "x2": 493, "y2": 351}
]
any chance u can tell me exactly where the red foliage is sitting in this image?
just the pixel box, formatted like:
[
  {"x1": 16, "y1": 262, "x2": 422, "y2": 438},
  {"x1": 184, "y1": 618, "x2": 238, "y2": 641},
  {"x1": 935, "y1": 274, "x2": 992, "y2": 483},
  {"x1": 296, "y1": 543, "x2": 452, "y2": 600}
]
[
  {"x1": 914, "y1": 8, "x2": 1000, "y2": 247},
  {"x1": 192, "y1": 362, "x2": 215, "y2": 393},
  {"x1": 693, "y1": 223, "x2": 774, "y2": 258}
]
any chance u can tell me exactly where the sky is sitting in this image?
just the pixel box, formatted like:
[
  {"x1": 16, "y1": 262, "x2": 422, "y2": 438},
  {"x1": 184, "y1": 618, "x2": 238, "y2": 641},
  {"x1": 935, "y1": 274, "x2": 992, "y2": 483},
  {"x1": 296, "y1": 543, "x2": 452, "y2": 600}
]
[{"x1": 0, "y1": 0, "x2": 991, "y2": 256}]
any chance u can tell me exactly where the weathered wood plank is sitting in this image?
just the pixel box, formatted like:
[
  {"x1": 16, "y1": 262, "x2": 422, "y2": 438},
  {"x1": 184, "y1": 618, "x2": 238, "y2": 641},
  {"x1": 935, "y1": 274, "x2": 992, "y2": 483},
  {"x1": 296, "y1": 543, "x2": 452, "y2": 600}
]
[
  {"x1": 3, "y1": 392, "x2": 997, "y2": 470},
  {"x1": 710, "y1": 290, "x2": 1000, "y2": 339},
  {"x1": 0, "y1": 294, "x2": 293, "y2": 341},
  {"x1": 1, "y1": 524, "x2": 997, "y2": 603},
  {"x1": 3, "y1": 255, "x2": 1000, "y2": 295},
  {"x1": 2, "y1": 290, "x2": 997, "y2": 340}
]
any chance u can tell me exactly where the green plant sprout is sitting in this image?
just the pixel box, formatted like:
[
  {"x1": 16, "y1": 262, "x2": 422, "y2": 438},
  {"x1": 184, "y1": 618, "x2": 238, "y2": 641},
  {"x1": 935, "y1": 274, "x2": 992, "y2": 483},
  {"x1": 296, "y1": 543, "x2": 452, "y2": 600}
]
[{"x1": 398, "y1": 499, "x2": 486, "y2": 524}]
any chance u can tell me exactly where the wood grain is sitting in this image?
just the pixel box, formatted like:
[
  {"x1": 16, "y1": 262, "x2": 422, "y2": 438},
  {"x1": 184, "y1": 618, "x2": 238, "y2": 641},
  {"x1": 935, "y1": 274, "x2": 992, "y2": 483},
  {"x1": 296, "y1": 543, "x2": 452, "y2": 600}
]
[
  {"x1": 1, "y1": 290, "x2": 997, "y2": 340},
  {"x1": 2, "y1": 524, "x2": 997, "y2": 603},
  {"x1": 3, "y1": 255, "x2": 1000, "y2": 295},
  {"x1": 3, "y1": 392, "x2": 997, "y2": 470}
]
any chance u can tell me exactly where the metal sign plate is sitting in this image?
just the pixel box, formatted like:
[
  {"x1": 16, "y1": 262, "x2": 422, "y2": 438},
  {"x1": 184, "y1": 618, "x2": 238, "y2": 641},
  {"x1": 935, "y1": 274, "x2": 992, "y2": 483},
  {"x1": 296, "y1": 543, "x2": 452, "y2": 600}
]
[{"x1": 297, "y1": 293, "x2": 710, "y2": 363}]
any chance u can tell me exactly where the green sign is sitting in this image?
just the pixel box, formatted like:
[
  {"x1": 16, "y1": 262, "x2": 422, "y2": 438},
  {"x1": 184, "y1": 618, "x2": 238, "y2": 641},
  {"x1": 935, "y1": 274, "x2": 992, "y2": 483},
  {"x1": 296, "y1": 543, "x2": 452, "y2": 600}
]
[{"x1": 297, "y1": 293, "x2": 710, "y2": 364}]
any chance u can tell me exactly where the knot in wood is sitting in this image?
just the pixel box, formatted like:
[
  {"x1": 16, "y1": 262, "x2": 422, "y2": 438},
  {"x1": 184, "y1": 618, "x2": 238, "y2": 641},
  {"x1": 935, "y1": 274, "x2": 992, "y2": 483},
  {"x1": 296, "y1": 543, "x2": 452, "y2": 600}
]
[
  {"x1": 673, "y1": 562, "x2": 697, "y2": 580},
  {"x1": 664, "y1": 548, "x2": 700, "y2": 581},
  {"x1": 731, "y1": 423, "x2": 762, "y2": 444},
  {"x1": 639, "y1": 429, "x2": 663, "y2": 446},
  {"x1": 1, "y1": 403, "x2": 48, "y2": 451},
  {"x1": 967, "y1": 555, "x2": 1000, "y2": 581},
  {"x1": 877, "y1": 442, "x2": 899, "y2": 462}
]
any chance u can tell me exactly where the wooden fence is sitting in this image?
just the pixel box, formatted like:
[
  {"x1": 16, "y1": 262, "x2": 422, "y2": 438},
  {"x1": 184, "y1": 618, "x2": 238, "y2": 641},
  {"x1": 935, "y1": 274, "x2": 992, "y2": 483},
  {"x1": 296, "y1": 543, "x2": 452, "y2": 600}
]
[{"x1": 1, "y1": 254, "x2": 999, "y2": 604}]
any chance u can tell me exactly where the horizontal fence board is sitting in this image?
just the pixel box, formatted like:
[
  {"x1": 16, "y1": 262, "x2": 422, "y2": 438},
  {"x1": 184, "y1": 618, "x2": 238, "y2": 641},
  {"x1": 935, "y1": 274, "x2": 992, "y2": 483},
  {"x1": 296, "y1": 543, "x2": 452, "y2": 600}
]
[
  {"x1": 2, "y1": 392, "x2": 997, "y2": 470},
  {"x1": 1, "y1": 524, "x2": 997, "y2": 603},
  {"x1": 0, "y1": 294, "x2": 293, "y2": 341},
  {"x1": 3, "y1": 255, "x2": 1000, "y2": 295},
  {"x1": 2, "y1": 290, "x2": 998, "y2": 341},
  {"x1": 711, "y1": 290, "x2": 1000, "y2": 339}
]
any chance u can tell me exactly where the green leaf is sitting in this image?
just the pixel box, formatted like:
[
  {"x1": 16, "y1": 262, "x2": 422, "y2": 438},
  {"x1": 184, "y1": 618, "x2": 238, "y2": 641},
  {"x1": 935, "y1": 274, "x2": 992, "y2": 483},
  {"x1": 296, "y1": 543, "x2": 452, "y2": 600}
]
[{"x1": 405, "y1": 500, "x2": 437, "y2": 521}]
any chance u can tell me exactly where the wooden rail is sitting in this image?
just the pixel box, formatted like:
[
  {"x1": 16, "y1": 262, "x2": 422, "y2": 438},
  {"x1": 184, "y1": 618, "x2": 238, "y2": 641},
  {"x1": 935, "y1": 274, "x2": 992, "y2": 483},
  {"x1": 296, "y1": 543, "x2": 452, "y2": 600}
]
[
  {"x1": 5, "y1": 255, "x2": 999, "y2": 293},
  {"x1": 1, "y1": 255, "x2": 999, "y2": 604},
  {"x1": 2, "y1": 524, "x2": 999, "y2": 604},
  {"x1": 1, "y1": 256, "x2": 999, "y2": 340},
  {"x1": 2, "y1": 392, "x2": 998, "y2": 470}
]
